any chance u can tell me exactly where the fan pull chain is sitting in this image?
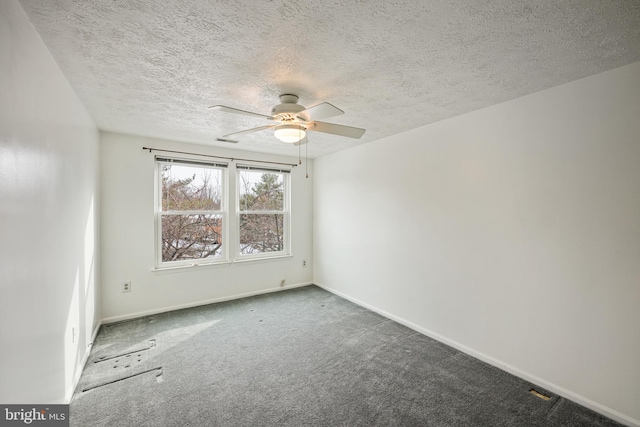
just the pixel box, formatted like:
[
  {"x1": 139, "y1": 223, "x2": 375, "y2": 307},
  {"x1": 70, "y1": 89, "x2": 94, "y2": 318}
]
[{"x1": 305, "y1": 136, "x2": 309, "y2": 179}]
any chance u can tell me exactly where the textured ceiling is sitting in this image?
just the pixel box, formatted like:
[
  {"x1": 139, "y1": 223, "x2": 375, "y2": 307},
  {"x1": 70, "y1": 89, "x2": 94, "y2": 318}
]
[{"x1": 18, "y1": 0, "x2": 640, "y2": 158}]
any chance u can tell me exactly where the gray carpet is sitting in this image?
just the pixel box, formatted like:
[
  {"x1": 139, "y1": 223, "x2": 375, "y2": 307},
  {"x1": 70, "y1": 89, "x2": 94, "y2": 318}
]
[{"x1": 71, "y1": 285, "x2": 622, "y2": 426}]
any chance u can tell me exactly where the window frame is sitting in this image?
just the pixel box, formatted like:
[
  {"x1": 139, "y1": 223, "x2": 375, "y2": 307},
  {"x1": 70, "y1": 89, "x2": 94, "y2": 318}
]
[
  {"x1": 154, "y1": 157, "x2": 229, "y2": 268},
  {"x1": 235, "y1": 165, "x2": 291, "y2": 261}
]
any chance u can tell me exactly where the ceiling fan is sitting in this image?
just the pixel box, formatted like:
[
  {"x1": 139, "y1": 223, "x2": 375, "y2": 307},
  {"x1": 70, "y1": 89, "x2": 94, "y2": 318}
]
[{"x1": 209, "y1": 94, "x2": 366, "y2": 144}]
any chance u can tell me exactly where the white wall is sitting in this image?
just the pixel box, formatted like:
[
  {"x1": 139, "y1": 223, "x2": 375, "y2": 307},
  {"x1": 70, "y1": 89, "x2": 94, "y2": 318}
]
[
  {"x1": 313, "y1": 61, "x2": 640, "y2": 426},
  {"x1": 0, "y1": 0, "x2": 100, "y2": 404},
  {"x1": 100, "y1": 132, "x2": 313, "y2": 321}
]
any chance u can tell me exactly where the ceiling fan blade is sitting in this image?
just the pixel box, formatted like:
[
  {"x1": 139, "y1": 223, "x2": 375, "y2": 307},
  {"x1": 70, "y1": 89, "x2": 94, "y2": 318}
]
[
  {"x1": 209, "y1": 105, "x2": 272, "y2": 120},
  {"x1": 296, "y1": 102, "x2": 344, "y2": 121},
  {"x1": 222, "y1": 125, "x2": 275, "y2": 140},
  {"x1": 309, "y1": 121, "x2": 366, "y2": 139}
]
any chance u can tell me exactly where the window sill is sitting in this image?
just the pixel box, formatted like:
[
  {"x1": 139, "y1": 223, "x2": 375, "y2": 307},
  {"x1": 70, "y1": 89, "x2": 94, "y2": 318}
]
[
  {"x1": 151, "y1": 254, "x2": 293, "y2": 273},
  {"x1": 151, "y1": 261, "x2": 230, "y2": 273},
  {"x1": 232, "y1": 254, "x2": 292, "y2": 264}
]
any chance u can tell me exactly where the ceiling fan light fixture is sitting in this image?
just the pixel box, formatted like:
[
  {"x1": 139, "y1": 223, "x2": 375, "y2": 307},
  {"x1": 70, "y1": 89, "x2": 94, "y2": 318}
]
[{"x1": 274, "y1": 124, "x2": 306, "y2": 143}]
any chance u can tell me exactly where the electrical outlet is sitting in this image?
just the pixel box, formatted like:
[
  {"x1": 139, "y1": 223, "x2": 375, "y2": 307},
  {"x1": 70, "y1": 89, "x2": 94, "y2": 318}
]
[
  {"x1": 123, "y1": 281, "x2": 131, "y2": 293},
  {"x1": 280, "y1": 279, "x2": 285, "y2": 287},
  {"x1": 302, "y1": 260, "x2": 307, "y2": 268}
]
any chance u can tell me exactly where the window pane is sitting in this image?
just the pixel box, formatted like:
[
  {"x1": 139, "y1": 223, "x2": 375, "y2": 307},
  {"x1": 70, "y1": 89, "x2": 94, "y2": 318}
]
[
  {"x1": 162, "y1": 164, "x2": 222, "y2": 211},
  {"x1": 162, "y1": 214, "x2": 222, "y2": 262},
  {"x1": 239, "y1": 214, "x2": 284, "y2": 254},
  {"x1": 239, "y1": 171, "x2": 284, "y2": 211}
]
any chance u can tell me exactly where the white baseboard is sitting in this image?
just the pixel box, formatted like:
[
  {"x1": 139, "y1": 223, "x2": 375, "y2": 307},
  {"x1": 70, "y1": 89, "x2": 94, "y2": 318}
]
[
  {"x1": 315, "y1": 282, "x2": 639, "y2": 427},
  {"x1": 101, "y1": 281, "x2": 313, "y2": 324},
  {"x1": 66, "y1": 321, "x2": 101, "y2": 403}
]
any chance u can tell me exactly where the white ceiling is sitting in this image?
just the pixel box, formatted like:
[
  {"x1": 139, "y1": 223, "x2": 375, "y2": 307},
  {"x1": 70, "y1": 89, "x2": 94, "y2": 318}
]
[{"x1": 18, "y1": 0, "x2": 640, "y2": 158}]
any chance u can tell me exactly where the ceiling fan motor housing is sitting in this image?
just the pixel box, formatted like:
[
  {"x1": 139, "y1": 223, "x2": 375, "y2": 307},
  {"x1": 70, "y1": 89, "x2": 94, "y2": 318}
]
[{"x1": 272, "y1": 94, "x2": 305, "y2": 119}]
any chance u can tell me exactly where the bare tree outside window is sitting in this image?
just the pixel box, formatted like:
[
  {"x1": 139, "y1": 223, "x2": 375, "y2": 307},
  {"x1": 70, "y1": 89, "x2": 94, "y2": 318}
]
[{"x1": 160, "y1": 163, "x2": 224, "y2": 263}]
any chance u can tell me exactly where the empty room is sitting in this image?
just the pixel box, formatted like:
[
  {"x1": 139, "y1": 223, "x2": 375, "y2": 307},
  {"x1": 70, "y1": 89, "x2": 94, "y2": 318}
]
[{"x1": 1, "y1": 0, "x2": 639, "y2": 426}]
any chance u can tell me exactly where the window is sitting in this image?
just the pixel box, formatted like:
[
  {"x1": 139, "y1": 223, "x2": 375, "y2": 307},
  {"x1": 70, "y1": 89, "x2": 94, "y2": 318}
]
[
  {"x1": 156, "y1": 158, "x2": 227, "y2": 267},
  {"x1": 154, "y1": 157, "x2": 291, "y2": 269},
  {"x1": 237, "y1": 165, "x2": 290, "y2": 258}
]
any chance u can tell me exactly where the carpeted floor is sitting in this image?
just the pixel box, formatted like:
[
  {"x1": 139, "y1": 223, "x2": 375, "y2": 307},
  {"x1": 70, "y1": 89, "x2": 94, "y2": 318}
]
[{"x1": 71, "y1": 285, "x2": 622, "y2": 426}]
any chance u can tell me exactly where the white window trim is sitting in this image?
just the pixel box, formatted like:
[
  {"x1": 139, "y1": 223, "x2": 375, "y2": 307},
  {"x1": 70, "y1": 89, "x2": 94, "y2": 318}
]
[
  {"x1": 154, "y1": 157, "x2": 229, "y2": 269},
  {"x1": 235, "y1": 166, "x2": 291, "y2": 260},
  {"x1": 153, "y1": 157, "x2": 293, "y2": 270}
]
